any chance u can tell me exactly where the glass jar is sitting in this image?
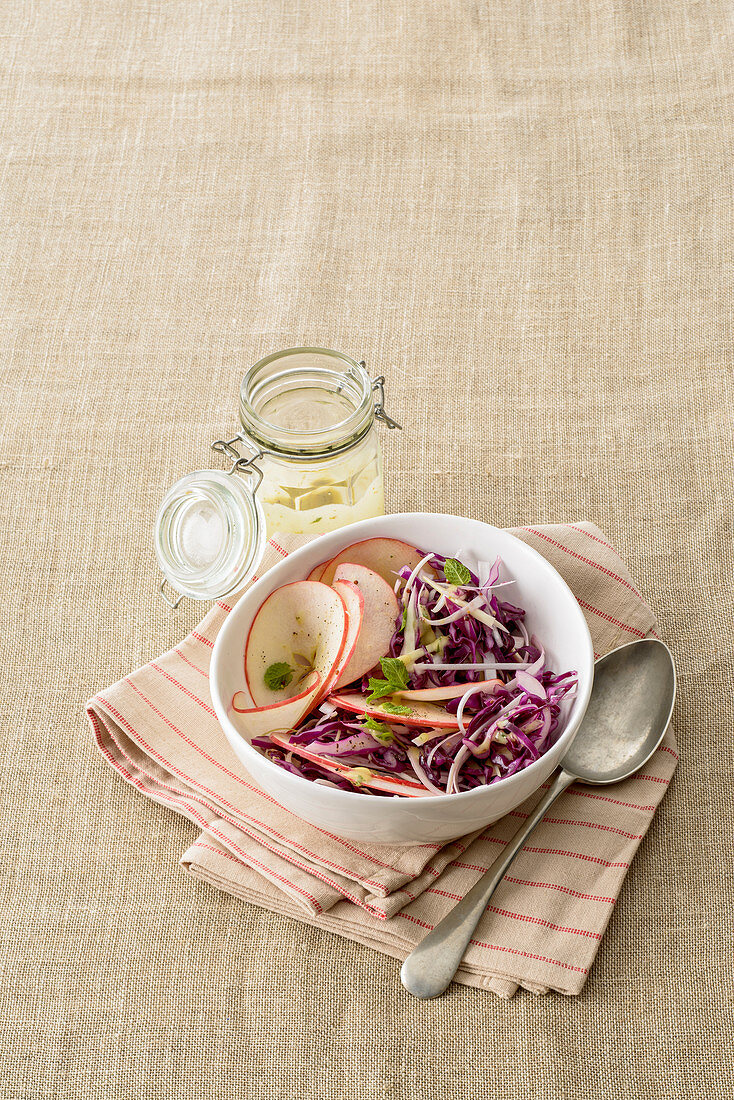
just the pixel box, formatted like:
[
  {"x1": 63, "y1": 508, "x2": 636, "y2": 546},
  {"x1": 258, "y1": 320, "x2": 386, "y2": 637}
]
[
  {"x1": 238, "y1": 347, "x2": 390, "y2": 535},
  {"x1": 154, "y1": 348, "x2": 400, "y2": 606}
]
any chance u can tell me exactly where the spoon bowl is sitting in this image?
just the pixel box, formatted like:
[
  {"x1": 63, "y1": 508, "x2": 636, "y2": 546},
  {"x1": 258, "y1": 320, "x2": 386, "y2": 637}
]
[
  {"x1": 400, "y1": 638, "x2": 676, "y2": 998},
  {"x1": 562, "y1": 639, "x2": 676, "y2": 784}
]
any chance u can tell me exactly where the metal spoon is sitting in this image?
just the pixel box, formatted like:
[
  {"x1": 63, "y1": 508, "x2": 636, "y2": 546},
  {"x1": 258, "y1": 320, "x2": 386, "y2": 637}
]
[{"x1": 400, "y1": 638, "x2": 676, "y2": 998}]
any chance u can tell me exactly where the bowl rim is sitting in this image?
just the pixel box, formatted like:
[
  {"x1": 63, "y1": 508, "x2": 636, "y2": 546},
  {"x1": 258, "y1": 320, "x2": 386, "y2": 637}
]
[{"x1": 210, "y1": 512, "x2": 595, "y2": 807}]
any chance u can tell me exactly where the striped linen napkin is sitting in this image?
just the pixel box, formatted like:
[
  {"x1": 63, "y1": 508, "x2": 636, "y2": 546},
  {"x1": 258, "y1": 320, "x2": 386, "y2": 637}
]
[{"x1": 87, "y1": 522, "x2": 677, "y2": 997}]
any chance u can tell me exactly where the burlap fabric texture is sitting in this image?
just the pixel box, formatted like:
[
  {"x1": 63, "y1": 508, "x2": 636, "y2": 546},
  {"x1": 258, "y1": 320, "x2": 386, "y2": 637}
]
[{"x1": 3, "y1": 0, "x2": 732, "y2": 1094}]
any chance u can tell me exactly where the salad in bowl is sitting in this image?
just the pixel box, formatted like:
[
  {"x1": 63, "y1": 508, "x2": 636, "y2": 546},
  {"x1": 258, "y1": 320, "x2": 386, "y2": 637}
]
[{"x1": 210, "y1": 514, "x2": 594, "y2": 844}]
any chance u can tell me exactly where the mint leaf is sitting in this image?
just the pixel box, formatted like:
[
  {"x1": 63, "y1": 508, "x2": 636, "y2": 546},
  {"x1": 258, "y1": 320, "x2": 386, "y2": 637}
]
[
  {"x1": 444, "y1": 557, "x2": 472, "y2": 585},
  {"x1": 365, "y1": 656, "x2": 411, "y2": 703},
  {"x1": 380, "y1": 701, "x2": 413, "y2": 716},
  {"x1": 365, "y1": 717, "x2": 391, "y2": 733},
  {"x1": 366, "y1": 677, "x2": 395, "y2": 703},
  {"x1": 365, "y1": 718, "x2": 395, "y2": 743},
  {"x1": 263, "y1": 662, "x2": 294, "y2": 691},
  {"x1": 379, "y1": 657, "x2": 410, "y2": 690}
]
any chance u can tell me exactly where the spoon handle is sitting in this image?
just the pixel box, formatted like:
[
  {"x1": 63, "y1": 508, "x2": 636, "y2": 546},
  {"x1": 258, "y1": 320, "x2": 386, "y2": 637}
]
[{"x1": 400, "y1": 768, "x2": 576, "y2": 998}]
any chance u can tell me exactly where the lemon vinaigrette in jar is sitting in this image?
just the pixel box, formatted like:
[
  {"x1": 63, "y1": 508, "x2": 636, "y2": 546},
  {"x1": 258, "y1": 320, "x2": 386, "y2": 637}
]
[
  {"x1": 238, "y1": 348, "x2": 388, "y2": 534},
  {"x1": 154, "y1": 348, "x2": 400, "y2": 606}
]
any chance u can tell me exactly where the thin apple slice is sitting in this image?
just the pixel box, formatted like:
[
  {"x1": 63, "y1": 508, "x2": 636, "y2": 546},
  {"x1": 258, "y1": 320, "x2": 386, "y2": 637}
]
[
  {"x1": 327, "y1": 580, "x2": 364, "y2": 692},
  {"x1": 319, "y1": 537, "x2": 425, "y2": 588},
  {"x1": 231, "y1": 683, "x2": 255, "y2": 709},
  {"x1": 230, "y1": 672, "x2": 323, "y2": 741},
  {"x1": 328, "y1": 690, "x2": 460, "y2": 729},
  {"x1": 306, "y1": 562, "x2": 328, "y2": 582},
  {"x1": 332, "y1": 564, "x2": 399, "y2": 689},
  {"x1": 268, "y1": 732, "x2": 432, "y2": 797},
  {"x1": 394, "y1": 678, "x2": 502, "y2": 703},
  {"x1": 245, "y1": 580, "x2": 349, "y2": 707}
]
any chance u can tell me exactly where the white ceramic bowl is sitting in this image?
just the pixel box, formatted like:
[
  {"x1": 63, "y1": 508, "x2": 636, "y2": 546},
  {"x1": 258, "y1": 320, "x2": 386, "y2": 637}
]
[{"x1": 210, "y1": 513, "x2": 594, "y2": 844}]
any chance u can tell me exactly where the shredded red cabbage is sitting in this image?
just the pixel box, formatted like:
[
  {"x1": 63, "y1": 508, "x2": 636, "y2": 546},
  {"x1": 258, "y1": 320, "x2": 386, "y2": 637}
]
[{"x1": 254, "y1": 550, "x2": 577, "y2": 796}]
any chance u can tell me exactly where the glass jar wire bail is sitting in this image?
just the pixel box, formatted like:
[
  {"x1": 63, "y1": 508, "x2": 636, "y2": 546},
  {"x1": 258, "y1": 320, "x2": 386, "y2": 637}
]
[
  {"x1": 159, "y1": 576, "x2": 185, "y2": 610},
  {"x1": 210, "y1": 435, "x2": 265, "y2": 489},
  {"x1": 369, "y1": 369, "x2": 402, "y2": 431}
]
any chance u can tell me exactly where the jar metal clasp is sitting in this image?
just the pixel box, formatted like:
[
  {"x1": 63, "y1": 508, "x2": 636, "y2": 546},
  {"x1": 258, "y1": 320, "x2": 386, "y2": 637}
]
[
  {"x1": 159, "y1": 577, "x2": 184, "y2": 610},
  {"x1": 367, "y1": 367, "x2": 402, "y2": 431},
  {"x1": 210, "y1": 435, "x2": 265, "y2": 489}
]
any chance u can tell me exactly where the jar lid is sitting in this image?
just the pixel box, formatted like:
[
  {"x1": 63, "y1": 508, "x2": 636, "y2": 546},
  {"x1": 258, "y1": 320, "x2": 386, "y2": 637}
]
[{"x1": 155, "y1": 470, "x2": 265, "y2": 602}]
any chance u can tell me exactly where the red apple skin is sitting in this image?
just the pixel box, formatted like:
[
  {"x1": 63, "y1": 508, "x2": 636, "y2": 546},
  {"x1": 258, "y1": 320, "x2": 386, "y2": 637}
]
[
  {"x1": 327, "y1": 690, "x2": 460, "y2": 729},
  {"x1": 268, "y1": 731, "x2": 431, "y2": 797},
  {"x1": 395, "y1": 678, "x2": 502, "y2": 702},
  {"x1": 230, "y1": 671, "x2": 323, "y2": 740},
  {"x1": 332, "y1": 564, "x2": 399, "y2": 690},
  {"x1": 326, "y1": 580, "x2": 364, "y2": 695},
  {"x1": 244, "y1": 580, "x2": 348, "y2": 707},
  {"x1": 306, "y1": 562, "x2": 328, "y2": 582},
  {"x1": 318, "y1": 537, "x2": 424, "y2": 588}
]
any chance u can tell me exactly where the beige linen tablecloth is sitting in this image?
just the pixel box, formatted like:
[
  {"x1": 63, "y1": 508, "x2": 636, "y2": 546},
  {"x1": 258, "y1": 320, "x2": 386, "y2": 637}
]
[{"x1": 1, "y1": 1, "x2": 732, "y2": 1097}]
